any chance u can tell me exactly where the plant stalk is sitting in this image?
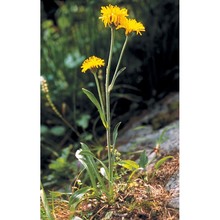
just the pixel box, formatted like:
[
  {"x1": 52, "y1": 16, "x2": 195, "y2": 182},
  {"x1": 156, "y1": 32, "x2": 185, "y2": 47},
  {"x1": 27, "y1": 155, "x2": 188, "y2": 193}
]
[
  {"x1": 109, "y1": 35, "x2": 129, "y2": 91},
  {"x1": 93, "y1": 72, "x2": 105, "y2": 116},
  {"x1": 105, "y1": 27, "x2": 115, "y2": 199}
]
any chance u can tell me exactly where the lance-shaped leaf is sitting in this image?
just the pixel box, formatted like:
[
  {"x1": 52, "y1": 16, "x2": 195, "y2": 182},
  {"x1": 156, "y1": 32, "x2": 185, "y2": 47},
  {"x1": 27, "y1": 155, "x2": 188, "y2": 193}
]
[
  {"x1": 82, "y1": 88, "x2": 107, "y2": 128},
  {"x1": 118, "y1": 159, "x2": 139, "y2": 171},
  {"x1": 78, "y1": 143, "x2": 108, "y2": 194},
  {"x1": 40, "y1": 183, "x2": 54, "y2": 220},
  {"x1": 112, "y1": 122, "x2": 121, "y2": 149},
  {"x1": 154, "y1": 155, "x2": 174, "y2": 171},
  {"x1": 78, "y1": 147, "x2": 109, "y2": 180},
  {"x1": 69, "y1": 186, "x2": 92, "y2": 210}
]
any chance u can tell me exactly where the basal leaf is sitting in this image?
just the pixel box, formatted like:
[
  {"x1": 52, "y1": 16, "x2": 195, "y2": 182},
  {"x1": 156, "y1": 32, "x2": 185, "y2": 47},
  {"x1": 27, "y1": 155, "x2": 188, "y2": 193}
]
[
  {"x1": 118, "y1": 160, "x2": 139, "y2": 171},
  {"x1": 138, "y1": 150, "x2": 148, "y2": 168},
  {"x1": 69, "y1": 187, "x2": 92, "y2": 210},
  {"x1": 154, "y1": 156, "x2": 174, "y2": 170},
  {"x1": 40, "y1": 184, "x2": 54, "y2": 220}
]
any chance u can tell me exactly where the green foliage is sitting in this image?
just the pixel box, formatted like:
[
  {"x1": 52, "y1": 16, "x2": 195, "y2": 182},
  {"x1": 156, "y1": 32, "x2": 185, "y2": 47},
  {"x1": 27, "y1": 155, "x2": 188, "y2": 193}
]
[
  {"x1": 112, "y1": 122, "x2": 121, "y2": 148},
  {"x1": 154, "y1": 155, "x2": 174, "y2": 170},
  {"x1": 49, "y1": 145, "x2": 73, "y2": 172},
  {"x1": 82, "y1": 88, "x2": 107, "y2": 127},
  {"x1": 138, "y1": 150, "x2": 148, "y2": 169},
  {"x1": 76, "y1": 114, "x2": 91, "y2": 130},
  {"x1": 42, "y1": 145, "x2": 78, "y2": 188},
  {"x1": 156, "y1": 128, "x2": 169, "y2": 146},
  {"x1": 50, "y1": 126, "x2": 66, "y2": 136},
  {"x1": 40, "y1": 183, "x2": 54, "y2": 220},
  {"x1": 75, "y1": 143, "x2": 109, "y2": 196},
  {"x1": 69, "y1": 186, "x2": 92, "y2": 211},
  {"x1": 118, "y1": 160, "x2": 139, "y2": 171}
]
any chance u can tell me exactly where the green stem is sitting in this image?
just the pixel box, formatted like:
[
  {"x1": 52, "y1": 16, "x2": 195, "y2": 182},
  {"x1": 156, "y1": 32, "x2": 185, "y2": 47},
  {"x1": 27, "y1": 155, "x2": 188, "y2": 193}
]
[
  {"x1": 93, "y1": 72, "x2": 105, "y2": 116},
  {"x1": 109, "y1": 35, "x2": 129, "y2": 91},
  {"x1": 107, "y1": 36, "x2": 129, "y2": 194},
  {"x1": 105, "y1": 27, "x2": 115, "y2": 199}
]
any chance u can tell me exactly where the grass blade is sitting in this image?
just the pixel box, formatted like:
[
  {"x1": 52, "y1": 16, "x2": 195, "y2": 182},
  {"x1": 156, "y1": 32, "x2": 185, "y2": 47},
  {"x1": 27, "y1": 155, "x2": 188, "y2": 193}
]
[
  {"x1": 154, "y1": 156, "x2": 174, "y2": 170},
  {"x1": 40, "y1": 183, "x2": 54, "y2": 220},
  {"x1": 112, "y1": 122, "x2": 121, "y2": 149}
]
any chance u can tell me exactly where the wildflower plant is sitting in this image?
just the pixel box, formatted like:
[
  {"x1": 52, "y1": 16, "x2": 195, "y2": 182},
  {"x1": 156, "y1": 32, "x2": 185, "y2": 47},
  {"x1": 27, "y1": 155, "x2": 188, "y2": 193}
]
[{"x1": 72, "y1": 4, "x2": 146, "y2": 204}]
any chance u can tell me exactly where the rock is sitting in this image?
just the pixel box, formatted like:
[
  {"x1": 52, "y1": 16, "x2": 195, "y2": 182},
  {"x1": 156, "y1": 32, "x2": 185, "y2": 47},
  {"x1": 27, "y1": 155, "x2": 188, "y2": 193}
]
[
  {"x1": 160, "y1": 122, "x2": 179, "y2": 153},
  {"x1": 118, "y1": 120, "x2": 179, "y2": 154},
  {"x1": 165, "y1": 171, "x2": 179, "y2": 209}
]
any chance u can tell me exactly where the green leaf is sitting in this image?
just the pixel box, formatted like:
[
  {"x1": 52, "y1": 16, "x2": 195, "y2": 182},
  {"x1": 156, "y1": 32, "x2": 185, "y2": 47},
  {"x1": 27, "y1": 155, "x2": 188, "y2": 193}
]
[
  {"x1": 115, "y1": 67, "x2": 126, "y2": 78},
  {"x1": 118, "y1": 160, "x2": 139, "y2": 171},
  {"x1": 76, "y1": 114, "x2": 91, "y2": 129},
  {"x1": 41, "y1": 125, "x2": 49, "y2": 134},
  {"x1": 49, "y1": 157, "x2": 67, "y2": 171},
  {"x1": 138, "y1": 150, "x2": 148, "y2": 168},
  {"x1": 76, "y1": 143, "x2": 108, "y2": 193},
  {"x1": 80, "y1": 143, "x2": 109, "y2": 181},
  {"x1": 49, "y1": 191, "x2": 65, "y2": 198},
  {"x1": 82, "y1": 88, "x2": 107, "y2": 127},
  {"x1": 69, "y1": 186, "x2": 92, "y2": 210},
  {"x1": 61, "y1": 145, "x2": 73, "y2": 160},
  {"x1": 40, "y1": 184, "x2": 54, "y2": 220},
  {"x1": 57, "y1": 16, "x2": 70, "y2": 30},
  {"x1": 156, "y1": 128, "x2": 169, "y2": 145},
  {"x1": 112, "y1": 122, "x2": 121, "y2": 148},
  {"x1": 154, "y1": 156, "x2": 174, "y2": 170},
  {"x1": 50, "y1": 126, "x2": 66, "y2": 136},
  {"x1": 75, "y1": 149, "x2": 97, "y2": 189}
]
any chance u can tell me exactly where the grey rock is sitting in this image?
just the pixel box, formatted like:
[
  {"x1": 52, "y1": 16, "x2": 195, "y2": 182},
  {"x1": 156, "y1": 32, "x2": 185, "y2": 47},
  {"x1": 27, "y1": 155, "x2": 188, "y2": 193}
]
[{"x1": 165, "y1": 171, "x2": 179, "y2": 209}]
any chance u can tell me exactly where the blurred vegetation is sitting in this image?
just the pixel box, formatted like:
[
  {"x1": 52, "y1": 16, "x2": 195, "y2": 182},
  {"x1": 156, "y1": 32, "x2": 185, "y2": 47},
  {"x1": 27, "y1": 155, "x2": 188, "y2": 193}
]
[{"x1": 41, "y1": 0, "x2": 179, "y2": 189}]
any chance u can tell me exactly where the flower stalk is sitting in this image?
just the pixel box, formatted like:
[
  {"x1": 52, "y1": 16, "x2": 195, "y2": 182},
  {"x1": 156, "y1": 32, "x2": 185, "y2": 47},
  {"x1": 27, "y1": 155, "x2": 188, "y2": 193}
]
[
  {"x1": 109, "y1": 35, "x2": 128, "y2": 92},
  {"x1": 105, "y1": 27, "x2": 115, "y2": 197}
]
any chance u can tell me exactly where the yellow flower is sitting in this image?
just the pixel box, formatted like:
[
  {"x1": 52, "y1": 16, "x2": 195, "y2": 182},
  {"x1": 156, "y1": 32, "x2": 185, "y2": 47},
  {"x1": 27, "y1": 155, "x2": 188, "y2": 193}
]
[
  {"x1": 99, "y1": 4, "x2": 128, "y2": 27},
  {"x1": 81, "y1": 56, "x2": 105, "y2": 73},
  {"x1": 116, "y1": 18, "x2": 145, "y2": 35}
]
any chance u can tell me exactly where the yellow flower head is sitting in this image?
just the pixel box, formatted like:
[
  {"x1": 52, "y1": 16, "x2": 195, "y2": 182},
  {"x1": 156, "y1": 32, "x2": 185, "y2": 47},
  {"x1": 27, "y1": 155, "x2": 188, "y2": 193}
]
[
  {"x1": 116, "y1": 18, "x2": 145, "y2": 35},
  {"x1": 81, "y1": 56, "x2": 105, "y2": 73},
  {"x1": 99, "y1": 4, "x2": 128, "y2": 27}
]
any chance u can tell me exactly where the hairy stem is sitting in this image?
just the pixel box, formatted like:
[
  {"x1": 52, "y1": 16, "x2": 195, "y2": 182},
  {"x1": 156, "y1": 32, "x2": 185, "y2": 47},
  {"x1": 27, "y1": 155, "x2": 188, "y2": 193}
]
[
  {"x1": 93, "y1": 72, "x2": 105, "y2": 116},
  {"x1": 105, "y1": 27, "x2": 115, "y2": 199},
  {"x1": 109, "y1": 35, "x2": 129, "y2": 91}
]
